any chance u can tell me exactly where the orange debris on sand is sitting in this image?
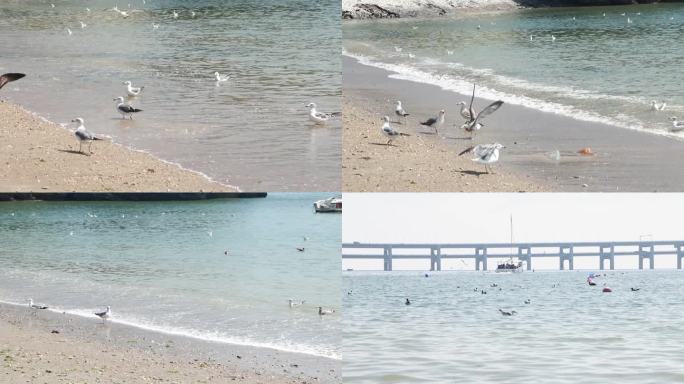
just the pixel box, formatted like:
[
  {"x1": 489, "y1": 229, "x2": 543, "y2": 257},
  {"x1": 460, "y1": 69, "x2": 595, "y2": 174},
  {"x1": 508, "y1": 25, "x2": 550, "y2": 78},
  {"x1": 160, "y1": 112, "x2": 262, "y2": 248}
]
[{"x1": 578, "y1": 147, "x2": 594, "y2": 156}]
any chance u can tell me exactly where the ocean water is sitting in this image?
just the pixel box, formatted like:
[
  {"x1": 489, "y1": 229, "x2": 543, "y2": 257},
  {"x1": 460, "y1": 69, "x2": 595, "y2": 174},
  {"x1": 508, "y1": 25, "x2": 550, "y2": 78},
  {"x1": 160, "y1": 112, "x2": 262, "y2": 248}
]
[
  {"x1": 344, "y1": 4, "x2": 684, "y2": 138},
  {"x1": 0, "y1": 194, "x2": 340, "y2": 359},
  {"x1": 343, "y1": 270, "x2": 684, "y2": 383},
  {"x1": 0, "y1": 0, "x2": 341, "y2": 191}
]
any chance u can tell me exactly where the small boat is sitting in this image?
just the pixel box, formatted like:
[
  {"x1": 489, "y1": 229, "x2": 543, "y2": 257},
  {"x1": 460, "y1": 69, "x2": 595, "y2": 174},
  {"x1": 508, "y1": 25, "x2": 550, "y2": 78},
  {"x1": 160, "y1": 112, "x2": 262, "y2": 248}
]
[
  {"x1": 314, "y1": 196, "x2": 342, "y2": 213},
  {"x1": 496, "y1": 261, "x2": 523, "y2": 273}
]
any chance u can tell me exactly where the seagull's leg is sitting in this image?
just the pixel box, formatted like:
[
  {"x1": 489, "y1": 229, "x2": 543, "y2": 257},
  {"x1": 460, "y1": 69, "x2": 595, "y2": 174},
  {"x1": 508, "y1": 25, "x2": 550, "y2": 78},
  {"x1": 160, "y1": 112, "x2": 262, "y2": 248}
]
[
  {"x1": 79, "y1": 141, "x2": 82, "y2": 153},
  {"x1": 88, "y1": 140, "x2": 93, "y2": 154}
]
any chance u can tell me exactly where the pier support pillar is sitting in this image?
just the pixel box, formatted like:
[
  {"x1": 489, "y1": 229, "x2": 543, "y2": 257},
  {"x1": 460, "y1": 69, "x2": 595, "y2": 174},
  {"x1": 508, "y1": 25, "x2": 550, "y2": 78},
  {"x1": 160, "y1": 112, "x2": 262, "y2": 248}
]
[
  {"x1": 430, "y1": 247, "x2": 441, "y2": 271},
  {"x1": 475, "y1": 247, "x2": 488, "y2": 271},
  {"x1": 518, "y1": 247, "x2": 532, "y2": 270},
  {"x1": 383, "y1": 247, "x2": 393, "y2": 271},
  {"x1": 677, "y1": 245, "x2": 684, "y2": 270},
  {"x1": 559, "y1": 245, "x2": 574, "y2": 271},
  {"x1": 639, "y1": 244, "x2": 654, "y2": 270},
  {"x1": 599, "y1": 245, "x2": 614, "y2": 270}
]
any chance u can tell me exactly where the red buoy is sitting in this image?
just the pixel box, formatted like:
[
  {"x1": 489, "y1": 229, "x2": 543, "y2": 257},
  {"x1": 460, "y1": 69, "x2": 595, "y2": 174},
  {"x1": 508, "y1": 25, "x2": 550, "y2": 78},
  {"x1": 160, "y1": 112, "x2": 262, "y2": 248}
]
[{"x1": 603, "y1": 287, "x2": 612, "y2": 293}]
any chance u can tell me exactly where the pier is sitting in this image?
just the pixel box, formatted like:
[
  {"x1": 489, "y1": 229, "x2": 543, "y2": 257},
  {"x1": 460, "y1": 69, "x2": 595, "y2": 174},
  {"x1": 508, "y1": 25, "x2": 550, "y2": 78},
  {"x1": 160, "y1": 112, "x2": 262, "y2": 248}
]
[{"x1": 342, "y1": 241, "x2": 684, "y2": 271}]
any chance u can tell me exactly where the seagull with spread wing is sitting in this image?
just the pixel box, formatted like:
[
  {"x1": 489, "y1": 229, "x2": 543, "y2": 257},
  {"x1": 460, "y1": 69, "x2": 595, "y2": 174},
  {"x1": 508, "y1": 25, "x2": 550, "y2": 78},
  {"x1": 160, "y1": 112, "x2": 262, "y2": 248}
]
[
  {"x1": 461, "y1": 85, "x2": 504, "y2": 139},
  {"x1": 0, "y1": 73, "x2": 25, "y2": 91},
  {"x1": 459, "y1": 143, "x2": 505, "y2": 174}
]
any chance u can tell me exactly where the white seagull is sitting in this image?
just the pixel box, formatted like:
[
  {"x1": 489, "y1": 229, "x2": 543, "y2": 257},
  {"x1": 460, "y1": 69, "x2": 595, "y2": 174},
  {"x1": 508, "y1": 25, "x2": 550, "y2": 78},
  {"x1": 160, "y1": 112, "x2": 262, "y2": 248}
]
[
  {"x1": 551, "y1": 35, "x2": 556, "y2": 42},
  {"x1": 456, "y1": 101, "x2": 472, "y2": 120},
  {"x1": 67, "y1": 28, "x2": 73, "y2": 36},
  {"x1": 214, "y1": 72, "x2": 230, "y2": 83},
  {"x1": 394, "y1": 46, "x2": 402, "y2": 52},
  {"x1": 651, "y1": 100, "x2": 666, "y2": 111},
  {"x1": 80, "y1": 21, "x2": 87, "y2": 29},
  {"x1": 395, "y1": 100, "x2": 409, "y2": 124},
  {"x1": 318, "y1": 307, "x2": 335, "y2": 316},
  {"x1": 459, "y1": 143, "x2": 505, "y2": 174},
  {"x1": 420, "y1": 110, "x2": 445, "y2": 134},
  {"x1": 460, "y1": 85, "x2": 504, "y2": 139},
  {"x1": 152, "y1": 23, "x2": 159, "y2": 29},
  {"x1": 381, "y1": 116, "x2": 410, "y2": 146},
  {"x1": 172, "y1": 10, "x2": 179, "y2": 18},
  {"x1": 670, "y1": 117, "x2": 684, "y2": 132},
  {"x1": 306, "y1": 102, "x2": 340, "y2": 125},
  {"x1": 27, "y1": 299, "x2": 48, "y2": 310},
  {"x1": 114, "y1": 96, "x2": 143, "y2": 119},
  {"x1": 123, "y1": 81, "x2": 144, "y2": 96},
  {"x1": 72, "y1": 118, "x2": 102, "y2": 154},
  {"x1": 95, "y1": 306, "x2": 111, "y2": 323},
  {"x1": 288, "y1": 299, "x2": 305, "y2": 308}
]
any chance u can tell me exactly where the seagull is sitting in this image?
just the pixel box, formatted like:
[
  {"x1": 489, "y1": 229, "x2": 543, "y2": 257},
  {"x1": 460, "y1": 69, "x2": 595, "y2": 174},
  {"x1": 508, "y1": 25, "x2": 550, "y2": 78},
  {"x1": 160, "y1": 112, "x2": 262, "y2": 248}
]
[
  {"x1": 551, "y1": 35, "x2": 556, "y2": 42},
  {"x1": 394, "y1": 46, "x2": 402, "y2": 52},
  {"x1": 499, "y1": 308, "x2": 517, "y2": 316},
  {"x1": 172, "y1": 10, "x2": 179, "y2": 18},
  {"x1": 456, "y1": 101, "x2": 471, "y2": 120},
  {"x1": 627, "y1": 17, "x2": 632, "y2": 24},
  {"x1": 395, "y1": 100, "x2": 409, "y2": 123},
  {"x1": 95, "y1": 306, "x2": 111, "y2": 323},
  {"x1": 80, "y1": 21, "x2": 87, "y2": 29},
  {"x1": 191, "y1": 11, "x2": 196, "y2": 17},
  {"x1": 72, "y1": 118, "x2": 102, "y2": 154},
  {"x1": 459, "y1": 143, "x2": 505, "y2": 174},
  {"x1": 306, "y1": 102, "x2": 340, "y2": 125},
  {"x1": 113, "y1": 96, "x2": 143, "y2": 119},
  {"x1": 420, "y1": 110, "x2": 445, "y2": 134},
  {"x1": 67, "y1": 28, "x2": 73, "y2": 36},
  {"x1": 214, "y1": 72, "x2": 230, "y2": 83},
  {"x1": 651, "y1": 100, "x2": 666, "y2": 111},
  {"x1": 447, "y1": 50, "x2": 454, "y2": 55},
  {"x1": 296, "y1": 247, "x2": 305, "y2": 252},
  {"x1": 670, "y1": 117, "x2": 684, "y2": 132},
  {"x1": 86, "y1": 7, "x2": 91, "y2": 12},
  {"x1": 460, "y1": 85, "x2": 504, "y2": 138},
  {"x1": 318, "y1": 307, "x2": 335, "y2": 315},
  {"x1": 381, "y1": 116, "x2": 410, "y2": 146},
  {"x1": 27, "y1": 299, "x2": 48, "y2": 310},
  {"x1": 123, "y1": 81, "x2": 144, "y2": 96},
  {"x1": 0, "y1": 73, "x2": 25, "y2": 90},
  {"x1": 408, "y1": 53, "x2": 416, "y2": 58},
  {"x1": 405, "y1": 298, "x2": 411, "y2": 305},
  {"x1": 152, "y1": 23, "x2": 160, "y2": 29},
  {"x1": 288, "y1": 299, "x2": 305, "y2": 307}
]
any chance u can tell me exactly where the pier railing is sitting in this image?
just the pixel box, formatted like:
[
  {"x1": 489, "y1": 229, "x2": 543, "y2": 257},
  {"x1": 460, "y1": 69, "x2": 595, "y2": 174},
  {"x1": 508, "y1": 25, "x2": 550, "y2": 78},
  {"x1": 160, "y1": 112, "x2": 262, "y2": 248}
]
[{"x1": 341, "y1": 241, "x2": 684, "y2": 271}]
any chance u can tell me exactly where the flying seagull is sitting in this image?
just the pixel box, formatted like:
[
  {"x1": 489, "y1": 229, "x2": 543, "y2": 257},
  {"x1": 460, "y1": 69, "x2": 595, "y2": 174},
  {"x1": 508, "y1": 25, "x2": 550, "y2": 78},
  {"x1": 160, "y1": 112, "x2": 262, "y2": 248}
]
[
  {"x1": 459, "y1": 143, "x2": 505, "y2": 174},
  {"x1": 420, "y1": 110, "x2": 445, "y2": 134},
  {"x1": 670, "y1": 117, "x2": 684, "y2": 132},
  {"x1": 71, "y1": 118, "x2": 102, "y2": 154},
  {"x1": 114, "y1": 96, "x2": 143, "y2": 119},
  {"x1": 460, "y1": 85, "x2": 504, "y2": 139},
  {"x1": 95, "y1": 306, "x2": 111, "y2": 323},
  {"x1": 123, "y1": 81, "x2": 144, "y2": 97},
  {"x1": 306, "y1": 102, "x2": 340, "y2": 125},
  {"x1": 0, "y1": 73, "x2": 25, "y2": 90},
  {"x1": 395, "y1": 100, "x2": 410, "y2": 124},
  {"x1": 381, "y1": 116, "x2": 410, "y2": 146},
  {"x1": 651, "y1": 100, "x2": 666, "y2": 111}
]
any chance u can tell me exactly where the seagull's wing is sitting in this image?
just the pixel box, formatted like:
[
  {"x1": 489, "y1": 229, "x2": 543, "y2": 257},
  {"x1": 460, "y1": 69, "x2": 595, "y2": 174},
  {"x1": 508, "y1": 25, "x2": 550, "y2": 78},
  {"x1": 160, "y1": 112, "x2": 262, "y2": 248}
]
[
  {"x1": 467, "y1": 84, "x2": 476, "y2": 122},
  {"x1": 473, "y1": 100, "x2": 504, "y2": 123},
  {"x1": 0, "y1": 73, "x2": 26, "y2": 90},
  {"x1": 95, "y1": 310, "x2": 106, "y2": 317},
  {"x1": 476, "y1": 144, "x2": 498, "y2": 160},
  {"x1": 75, "y1": 130, "x2": 94, "y2": 140},
  {"x1": 421, "y1": 117, "x2": 437, "y2": 126},
  {"x1": 119, "y1": 104, "x2": 142, "y2": 113},
  {"x1": 383, "y1": 126, "x2": 398, "y2": 136},
  {"x1": 458, "y1": 146, "x2": 475, "y2": 156},
  {"x1": 327, "y1": 111, "x2": 341, "y2": 117}
]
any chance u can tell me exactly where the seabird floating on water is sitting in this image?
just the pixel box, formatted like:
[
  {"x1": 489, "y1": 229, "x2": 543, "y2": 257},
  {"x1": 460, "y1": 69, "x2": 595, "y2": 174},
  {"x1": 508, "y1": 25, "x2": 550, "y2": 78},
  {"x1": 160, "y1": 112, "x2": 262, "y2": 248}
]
[
  {"x1": 306, "y1": 103, "x2": 340, "y2": 125},
  {"x1": 381, "y1": 116, "x2": 409, "y2": 146},
  {"x1": 651, "y1": 100, "x2": 666, "y2": 111},
  {"x1": 499, "y1": 309, "x2": 516, "y2": 316},
  {"x1": 215, "y1": 72, "x2": 230, "y2": 83},
  {"x1": 420, "y1": 110, "x2": 445, "y2": 134},
  {"x1": 405, "y1": 298, "x2": 411, "y2": 305},
  {"x1": 459, "y1": 143, "x2": 505, "y2": 174},
  {"x1": 123, "y1": 81, "x2": 144, "y2": 97},
  {"x1": 172, "y1": 10, "x2": 179, "y2": 18},
  {"x1": 71, "y1": 118, "x2": 102, "y2": 154},
  {"x1": 80, "y1": 21, "x2": 87, "y2": 29},
  {"x1": 318, "y1": 307, "x2": 335, "y2": 315},
  {"x1": 288, "y1": 299, "x2": 305, "y2": 307},
  {"x1": 95, "y1": 306, "x2": 111, "y2": 322},
  {"x1": 0, "y1": 73, "x2": 25, "y2": 90},
  {"x1": 114, "y1": 97, "x2": 143, "y2": 119}
]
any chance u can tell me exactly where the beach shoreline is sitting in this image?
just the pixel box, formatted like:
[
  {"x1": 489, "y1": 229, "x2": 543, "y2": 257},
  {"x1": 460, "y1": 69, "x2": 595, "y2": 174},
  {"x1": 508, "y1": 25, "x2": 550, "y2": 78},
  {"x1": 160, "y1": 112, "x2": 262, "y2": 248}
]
[
  {"x1": 0, "y1": 101, "x2": 237, "y2": 193},
  {"x1": 0, "y1": 302, "x2": 339, "y2": 383},
  {"x1": 343, "y1": 55, "x2": 684, "y2": 192}
]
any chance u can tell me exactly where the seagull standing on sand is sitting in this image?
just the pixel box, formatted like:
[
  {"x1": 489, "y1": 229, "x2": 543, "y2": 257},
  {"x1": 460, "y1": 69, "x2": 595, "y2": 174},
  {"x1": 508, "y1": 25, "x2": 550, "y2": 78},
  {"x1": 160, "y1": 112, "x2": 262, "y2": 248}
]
[
  {"x1": 395, "y1": 100, "x2": 409, "y2": 124},
  {"x1": 27, "y1": 299, "x2": 48, "y2": 310},
  {"x1": 420, "y1": 110, "x2": 445, "y2": 134},
  {"x1": 461, "y1": 85, "x2": 504, "y2": 139},
  {"x1": 123, "y1": 81, "x2": 144, "y2": 96},
  {"x1": 72, "y1": 118, "x2": 102, "y2": 154},
  {"x1": 670, "y1": 117, "x2": 684, "y2": 132},
  {"x1": 95, "y1": 306, "x2": 111, "y2": 323},
  {"x1": 318, "y1": 307, "x2": 335, "y2": 316},
  {"x1": 459, "y1": 143, "x2": 505, "y2": 174},
  {"x1": 381, "y1": 116, "x2": 410, "y2": 146},
  {"x1": 0, "y1": 73, "x2": 25, "y2": 90},
  {"x1": 456, "y1": 101, "x2": 472, "y2": 120},
  {"x1": 114, "y1": 97, "x2": 143, "y2": 119},
  {"x1": 651, "y1": 100, "x2": 666, "y2": 111},
  {"x1": 306, "y1": 102, "x2": 340, "y2": 125}
]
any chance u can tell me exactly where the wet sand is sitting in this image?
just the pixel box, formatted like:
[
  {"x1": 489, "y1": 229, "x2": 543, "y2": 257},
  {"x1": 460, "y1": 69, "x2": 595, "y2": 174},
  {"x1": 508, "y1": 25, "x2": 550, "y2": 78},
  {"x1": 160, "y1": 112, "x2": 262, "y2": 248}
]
[
  {"x1": 0, "y1": 303, "x2": 339, "y2": 384},
  {"x1": 343, "y1": 55, "x2": 684, "y2": 192},
  {"x1": 0, "y1": 101, "x2": 234, "y2": 192}
]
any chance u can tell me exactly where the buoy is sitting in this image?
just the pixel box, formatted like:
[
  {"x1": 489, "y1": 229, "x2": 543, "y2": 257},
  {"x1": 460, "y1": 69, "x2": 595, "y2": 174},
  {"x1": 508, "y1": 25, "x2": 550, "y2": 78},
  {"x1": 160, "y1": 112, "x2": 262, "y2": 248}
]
[
  {"x1": 603, "y1": 287, "x2": 612, "y2": 293},
  {"x1": 578, "y1": 147, "x2": 594, "y2": 156}
]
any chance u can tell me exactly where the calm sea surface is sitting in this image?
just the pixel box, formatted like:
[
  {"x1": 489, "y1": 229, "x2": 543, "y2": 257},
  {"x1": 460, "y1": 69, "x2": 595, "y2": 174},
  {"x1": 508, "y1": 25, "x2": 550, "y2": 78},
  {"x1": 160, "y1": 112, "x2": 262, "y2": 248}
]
[
  {"x1": 344, "y1": 4, "x2": 684, "y2": 138},
  {"x1": 0, "y1": 194, "x2": 340, "y2": 359},
  {"x1": 0, "y1": 0, "x2": 341, "y2": 191},
  {"x1": 344, "y1": 270, "x2": 684, "y2": 383}
]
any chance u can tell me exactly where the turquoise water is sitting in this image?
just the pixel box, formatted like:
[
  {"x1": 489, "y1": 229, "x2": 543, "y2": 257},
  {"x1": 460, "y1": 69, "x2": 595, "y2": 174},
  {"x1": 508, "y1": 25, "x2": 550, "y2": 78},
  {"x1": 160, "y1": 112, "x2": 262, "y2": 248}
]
[
  {"x1": 0, "y1": 0, "x2": 341, "y2": 191},
  {"x1": 0, "y1": 194, "x2": 340, "y2": 358},
  {"x1": 343, "y1": 270, "x2": 684, "y2": 383},
  {"x1": 344, "y1": 4, "x2": 684, "y2": 138}
]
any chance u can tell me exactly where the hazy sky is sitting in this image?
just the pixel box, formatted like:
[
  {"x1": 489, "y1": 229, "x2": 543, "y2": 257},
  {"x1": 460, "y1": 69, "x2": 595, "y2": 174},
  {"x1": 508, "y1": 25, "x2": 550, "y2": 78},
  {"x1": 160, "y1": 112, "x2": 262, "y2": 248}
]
[{"x1": 342, "y1": 193, "x2": 684, "y2": 270}]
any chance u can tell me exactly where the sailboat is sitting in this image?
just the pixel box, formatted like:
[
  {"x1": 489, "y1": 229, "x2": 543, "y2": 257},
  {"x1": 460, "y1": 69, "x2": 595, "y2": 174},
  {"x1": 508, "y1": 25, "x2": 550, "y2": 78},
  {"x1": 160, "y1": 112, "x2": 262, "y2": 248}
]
[{"x1": 496, "y1": 214, "x2": 523, "y2": 273}]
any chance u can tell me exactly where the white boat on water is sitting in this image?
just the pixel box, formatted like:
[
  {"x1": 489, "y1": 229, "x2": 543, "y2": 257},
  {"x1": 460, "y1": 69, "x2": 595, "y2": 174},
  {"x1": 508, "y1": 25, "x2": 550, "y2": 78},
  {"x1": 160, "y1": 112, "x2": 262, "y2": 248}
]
[
  {"x1": 314, "y1": 196, "x2": 342, "y2": 213},
  {"x1": 496, "y1": 261, "x2": 523, "y2": 273}
]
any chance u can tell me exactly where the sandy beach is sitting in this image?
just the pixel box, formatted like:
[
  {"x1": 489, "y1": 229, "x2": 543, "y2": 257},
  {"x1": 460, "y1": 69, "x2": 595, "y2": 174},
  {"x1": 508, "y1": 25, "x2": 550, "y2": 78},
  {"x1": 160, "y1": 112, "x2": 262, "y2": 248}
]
[
  {"x1": 0, "y1": 101, "x2": 234, "y2": 192},
  {"x1": 0, "y1": 303, "x2": 339, "y2": 384},
  {"x1": 343, "y1": 55, "x2": 684, "y2": 192}
]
